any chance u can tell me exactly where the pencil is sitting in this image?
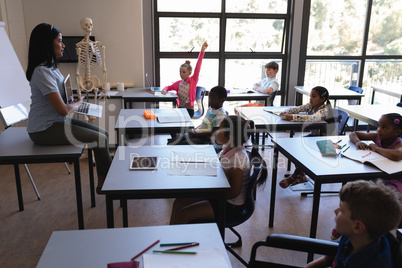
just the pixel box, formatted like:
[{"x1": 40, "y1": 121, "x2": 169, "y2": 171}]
[
  {"x1": 131, "y1": 239, "x2": 160, "y2": 261},
  {"x1": 343, "y1": 146, "x2": 350, "y2": 153},
  {"x1": 164, "y1": 242, "x2": 200, "y2": 251},
  {"x1": 160, "y1": 242, "x2": 197, "y2": 246},
  {"x1": 153, "y1": 250, "x2": 197, "y2": 254},
  {"x1": 362, "y1": 151, "x2": 371, "y2": 158}
]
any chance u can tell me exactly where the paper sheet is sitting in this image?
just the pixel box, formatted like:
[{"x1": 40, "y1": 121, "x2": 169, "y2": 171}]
[
  {"x1": 168, "y1": 151, "x2": 218, "y2": 176},
  {"x1": 143, "y1": 248, "x2": 230, "y2": 268},
  {"x1": 168, "y1": 162, "x2": 217, "y2": 176}
]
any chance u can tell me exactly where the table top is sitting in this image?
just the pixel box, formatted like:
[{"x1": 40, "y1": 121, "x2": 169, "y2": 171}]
[
  {"x1": 235, "y1": 106, "x2": 327, "y2": 131},
  {"x1": 225, "y1": 89, "x2": 270, "y2": 100},
  {"x1": 123, "y1": 87, "x2": 177, "y2": 100},
  {"x1": 0, "y1": 127, "x2": 83, "y2": 161},
  {"x1": 37, "y1": 223, "x2": 231, "y2": 268},
  {"x1": 338, "y1": 104, "x2": 402, "y2": 127},
  {"x1": 115, "y1": 108, "x2": 194, "y2": 131},
  {"x1": 273, "y1": 135, "x2": 393, "y2": 180},
  {"x1": 372, "y1": 85, "x2": 402, "y2": 98},
  {"x1": 295, "y1": 86, "x2": 363, "y2": 99},
  {"x1": 101, "y1": 145, "x2": 229, "y2": 194}
]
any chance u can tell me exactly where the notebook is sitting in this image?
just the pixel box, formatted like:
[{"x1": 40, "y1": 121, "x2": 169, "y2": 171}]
[
  {"x1": 145, "y1": 73, "x2": 162, "y2": 92},
  {"x1": 64, "y1": 74, "x2": 103, "y2": 117}
]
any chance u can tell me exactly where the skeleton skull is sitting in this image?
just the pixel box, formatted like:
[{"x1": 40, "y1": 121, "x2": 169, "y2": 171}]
[{"x1": 80, "y1": 17, "x2": 93, "y2": 34}]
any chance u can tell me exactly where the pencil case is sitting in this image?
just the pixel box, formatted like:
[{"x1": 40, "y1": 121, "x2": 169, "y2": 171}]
[
  {"x1": 144, "y1": 110, "x2": 156, "y2": 119},
  {"x1": 316, "y1": 140, "x2": 337, "y2": 157},
  {"x1": 108, "y1": 261, "x2": 139, "y2": 268}
]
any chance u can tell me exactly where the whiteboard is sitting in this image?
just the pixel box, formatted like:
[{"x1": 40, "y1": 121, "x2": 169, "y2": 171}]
[
  {"x1": 0, "y1": 21, "x2": 31, "y2": 127},
  {"x1": 0, "y1": 21, "x2": 31, "y2": 108}
]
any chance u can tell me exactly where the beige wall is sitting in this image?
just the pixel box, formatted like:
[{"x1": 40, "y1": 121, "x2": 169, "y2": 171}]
[{"x1": 21, "y1": 0, "x2": 144, "y2": 88}]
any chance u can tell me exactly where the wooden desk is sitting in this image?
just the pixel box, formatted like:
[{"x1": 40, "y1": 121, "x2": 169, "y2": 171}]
[
  {"x1": 115, "y1": 108, "x2": 194, "y2": 146},
  {"x1": 371, "y1": 85, "x2": 402, "y2": 103},
  {"x1": 101, "y1": 145, "x2": 230, "y2": 237},
  {"x1": 0, "y1": 127, "x2": 94, "y2": 229},
  {"x1": 37, "y1": 223, "x2": 232, "y2": 268},
  {"x1": 295, "y1": 86, "x2": 363, "y2": 107},
  {"x1": 338, "y1": 104, "x2": 402, "y2": 129},
  {"x1": 123, "y1": 87, "x2": 177, "y2": 108},
  {"x1": 269, "y1": 136, "x2": 402, "y2": 242}
]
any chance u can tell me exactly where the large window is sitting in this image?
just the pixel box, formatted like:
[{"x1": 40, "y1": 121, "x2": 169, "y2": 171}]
[
  {"x1": 299, "y1": 0, "x2": 402, "y2": 105},
  {"x1": 154, "y1": 0, "x2": 291, "y2": 105}
]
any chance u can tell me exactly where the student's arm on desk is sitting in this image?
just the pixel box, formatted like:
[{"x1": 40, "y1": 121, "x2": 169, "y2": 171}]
[
  {"x1": 255, "y1": 87, "x2": 274, "y2": 95},
  {"x1": 349, "y1": 132, "x2": 377, "y2": 150},
  {"x1": 369, "y1": 142, "x2": 402, "y2": 161},
  {"x1": 190, "y1": 127, "x2": 219, "y2": 139}
]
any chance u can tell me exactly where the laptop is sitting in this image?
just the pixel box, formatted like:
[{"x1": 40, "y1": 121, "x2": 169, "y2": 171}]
[
  {"x1": 64, "y1": 74, "x2": 103, "y2": 117},
  {"x1": 145, "y1": 73, "x2": 161, "y2": 92}
]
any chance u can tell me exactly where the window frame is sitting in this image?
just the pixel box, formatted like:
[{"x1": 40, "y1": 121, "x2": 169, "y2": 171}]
[
  {"x1": 153, "y1": 0, "x2": 294, "y2": 106},
  {"x1": 297, "y1": 0, "x2": 402, "y2": 91}
]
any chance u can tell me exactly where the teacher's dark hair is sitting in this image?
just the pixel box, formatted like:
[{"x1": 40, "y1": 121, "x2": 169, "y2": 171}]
[{"x1": 26, "y1": 23, "x2": 61, "y2": 81}]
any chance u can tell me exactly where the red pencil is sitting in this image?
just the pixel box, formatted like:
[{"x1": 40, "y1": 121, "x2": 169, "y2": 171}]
[
  {"x1": 131, "y1": 239, "x2": 160, "y2": 261},
  {"x1": 164, "y1": 242, "x2": 199, "y2": 251}
]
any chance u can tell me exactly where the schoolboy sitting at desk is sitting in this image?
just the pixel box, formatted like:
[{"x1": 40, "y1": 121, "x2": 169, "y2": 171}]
[
  {"x1": 306, "y1": 180, "x2": 402, "y2": 268},
  {"x1": 168, "y1": 85, "x2": 227, "y2": 145}
]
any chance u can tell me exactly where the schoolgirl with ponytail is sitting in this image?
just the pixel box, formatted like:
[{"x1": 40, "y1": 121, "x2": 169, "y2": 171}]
[{"x1": 279, "y1": 86, "x2": 333, "y2": 188}]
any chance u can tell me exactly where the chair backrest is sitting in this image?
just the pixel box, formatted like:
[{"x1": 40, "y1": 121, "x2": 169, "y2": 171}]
[
  {"x1": 267, "y1": 90, "x2": 278, "y2": 106},
  {"x1": 397, "y1": 102, "x2": 402, "y2": 107},
  {"x1": 225, "y1": 149, "x2": 262, "y2": 227},
  {"x1": 193, "y1": 86, "x2": 206, "y2": 119},
  {"x1": 348, "y1": 86, "x2": 363, "y2": 105},
  {"x1": 327, "y1": 108, "x2": 349, "y2": 136}
]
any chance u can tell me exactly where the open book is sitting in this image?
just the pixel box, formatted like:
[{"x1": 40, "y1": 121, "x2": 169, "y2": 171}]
[{"x1": 342, "y1": 149, "x2": 402, "y2": 174}]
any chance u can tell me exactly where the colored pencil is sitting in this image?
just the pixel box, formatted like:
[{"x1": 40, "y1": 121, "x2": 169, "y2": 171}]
[
  {"x1": 164, "y1": 242, "x2": 199, "y2": 251},
  {"x1": 131, "y1": 239, "x2": 160, "y2": 261},
  {"x1": 160, "y1": 242, "x2": 197, "y2": 247},
  {"x1": 153, "y1": 250, "x2": 197, "y2": 254}
]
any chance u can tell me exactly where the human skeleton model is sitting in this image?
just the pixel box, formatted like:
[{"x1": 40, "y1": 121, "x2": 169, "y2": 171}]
[{"x1": 76, "y1": 17, "x2": 108, "y2": 110}]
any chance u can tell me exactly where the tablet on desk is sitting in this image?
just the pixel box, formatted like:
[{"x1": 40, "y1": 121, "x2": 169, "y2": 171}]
[{"x1": 130, "y1": 156, "x2": 159, "y2": 170}]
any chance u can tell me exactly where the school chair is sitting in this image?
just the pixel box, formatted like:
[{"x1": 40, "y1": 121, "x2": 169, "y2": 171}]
[
  {"x1": 193, "y1": 86, "x2": 206, "y2": 119},
  {"x1": 348, "y1": 86, "x2": 363, "y2": 105},
  {"x1": 224, "y1": 147, "x2": 267, "y2": 267},
  {"x1": 397, "y1": 102, "x2": 402, "y2": 107},
  {"x1": 248, "y1": 232, "x2": 402, "y2": 268}
]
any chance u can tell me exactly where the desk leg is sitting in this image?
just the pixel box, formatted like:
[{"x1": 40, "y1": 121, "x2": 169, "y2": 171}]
[
  {"x1": 217, "y1": 194, "x2": 226, "y2": 239},
  {"x1": 73, "y1": 159, "x2": 84, "y2": 229},
  {"x1": 307, "y1": 180, "x2": 322, "y2": 262},
  {"x1": 106, "y1": 195, "x2": 114, "y2": 228},
  {"x1": 14, "y1": 164, "x2": 24, "y2": 211},
  {"x1": 88, "y1": 148, "x2": 96, "y2": 207},
  {"x1": 269, "y1": 147, "x2": 278, "y2": 227},
  {"x1": 122, "y1": 198, "x2": 128, "y2": 227}
]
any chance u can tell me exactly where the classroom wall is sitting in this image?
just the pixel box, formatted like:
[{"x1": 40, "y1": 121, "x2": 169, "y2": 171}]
[{"x1": 21, "y1": 0, "x2": 144, "y2": 88}]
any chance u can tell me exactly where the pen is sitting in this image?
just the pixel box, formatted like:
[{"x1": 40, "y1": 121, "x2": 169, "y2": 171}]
[
  {"x1": 362, "y1": 152, "x2": 371, "y2": 158},
  {"x1": 153, "y1": 250, "x2": 197, "y2": 254},
  {"x1": 335, "y1": 139, "x2": 342, "y2": 144},
  {"x1": 335, "y1": 151, "x2": 342, "y2": 158},
  {"x1": 343, "y1": 146, "x2": 350, "y2": 153},
  {"x1": 131, "y1": 239, "x2": 160, "y2": 261},
  {"x1": 160, "y1": 242, "x2": 197, "y2": 247},
  {"x1": 165, "y1": 242, "x2": 200, "y2": 251}
]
